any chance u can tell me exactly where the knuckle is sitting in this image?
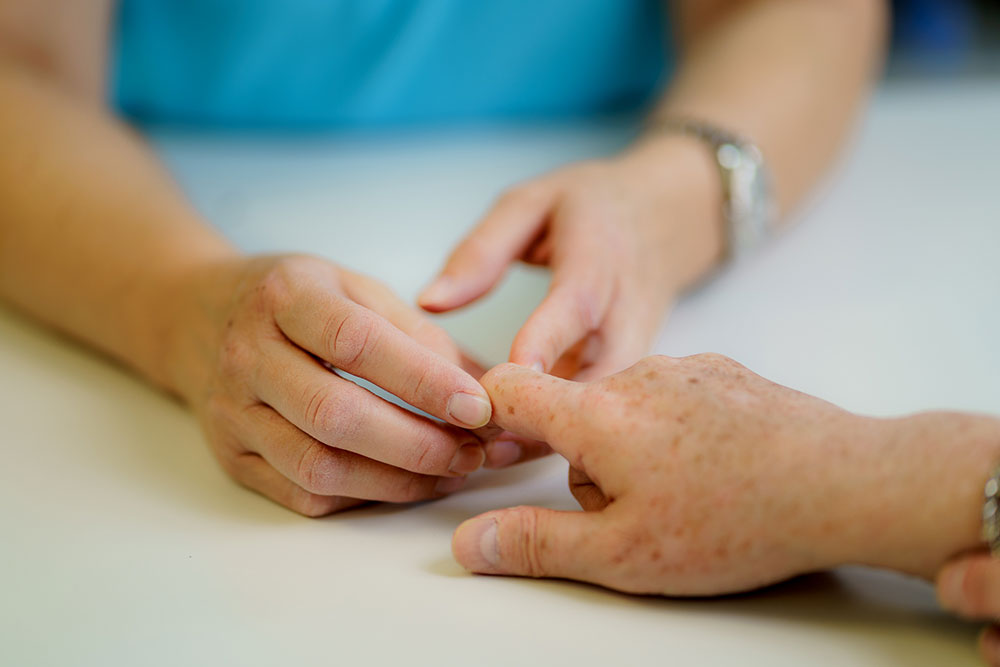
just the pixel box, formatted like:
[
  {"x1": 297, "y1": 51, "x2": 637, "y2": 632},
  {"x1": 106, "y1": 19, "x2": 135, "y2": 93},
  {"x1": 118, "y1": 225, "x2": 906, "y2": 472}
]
[
  {"x1": 293, "y1": 442, "x2": 339, "y2": 495},
  {"x1": 325, "y1": 308, "x2": 380, "y2": 367},
  {"x1": 409, "y1": 428, "x2": 449, "y2": 473},
  {"x1": 506, "y1": 506, "x2": 549, "y2": 578},
  {"x1": 304, "y1": 386, "x2": 361, "y2": 442},
  {"x1": 691, "y1": 352, "x2": 740, "y2": 370}
]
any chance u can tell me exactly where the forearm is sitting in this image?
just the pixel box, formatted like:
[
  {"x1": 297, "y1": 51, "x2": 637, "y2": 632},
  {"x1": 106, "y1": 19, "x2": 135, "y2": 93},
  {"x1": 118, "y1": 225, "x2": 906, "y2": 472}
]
[
  {"x1": 652, "y1": 0, "x2": 887, "y2": 215},
  {"x1": 0, "y1": 59, "x2": 238, "y2": 394}
]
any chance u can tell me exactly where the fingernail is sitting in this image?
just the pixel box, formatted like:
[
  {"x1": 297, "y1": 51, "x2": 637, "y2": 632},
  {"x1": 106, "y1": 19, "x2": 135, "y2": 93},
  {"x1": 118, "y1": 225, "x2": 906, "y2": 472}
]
[
  {"x1": 449, "y1": 444, "x2": 486, "y2": 474},
  {"x1": 435, "y1": 476, "x2": 467, "y2": 495},
  {"x1": 528, "y1": 361, "x2": 544, "y2": 373},
  {"x1": 485, "y1": 440, "x2": 522, "y2": 468},
  {"x1": 456, "y1": 518, "x2": 500, "y2": 572},
  {"x1": 419, "y1": 277, "x2": 453, "y2": 305},
  {"x1": 447, "y1": 392, "x2": 491, "y2": 428},
  {"x1": 938, "y1": 560, "x2": 969, "y2": 613}
]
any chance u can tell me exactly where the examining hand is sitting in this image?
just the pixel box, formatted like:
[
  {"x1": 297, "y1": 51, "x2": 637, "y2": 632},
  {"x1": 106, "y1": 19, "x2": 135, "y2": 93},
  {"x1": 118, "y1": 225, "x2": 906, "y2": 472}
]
[
  {"x1": 170, "y1": 254, "x2": 498, "y2": 516},
  {"x1": 938, "y1": 552, "x2": 1000, "y2": 666},
  {"x1": 452, "y1": 357, "x2": 999, "y2": 597},
  {"x1": 419, "y1": 138, "x2": 721, "y2": 381}
]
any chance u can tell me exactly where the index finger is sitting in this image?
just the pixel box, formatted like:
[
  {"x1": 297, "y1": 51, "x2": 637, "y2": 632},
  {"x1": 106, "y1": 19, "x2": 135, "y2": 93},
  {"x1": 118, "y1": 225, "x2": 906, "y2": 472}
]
[
  {"x1": 274, "y1": 273, "x2": 492, "y2": 429},
  {"x1": 479, "y1": 363, "x2": 582, "y2": 450}
]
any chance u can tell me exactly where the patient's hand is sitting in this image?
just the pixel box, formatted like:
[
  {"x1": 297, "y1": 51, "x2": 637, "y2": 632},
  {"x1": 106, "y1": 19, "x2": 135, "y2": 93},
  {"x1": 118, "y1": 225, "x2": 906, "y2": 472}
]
[
  {"x1": 452, "y1": 355, "x2": 863, "y2": 594},
  {"x1": 171, "y1": 254, "x2": 498, "y2": 516},
  {"x1": 418, "y1": 138, "x2": 722, "y2": 381},
  {"x1": 453, "y1": 356, "x2": 1000, "y2": 596}
]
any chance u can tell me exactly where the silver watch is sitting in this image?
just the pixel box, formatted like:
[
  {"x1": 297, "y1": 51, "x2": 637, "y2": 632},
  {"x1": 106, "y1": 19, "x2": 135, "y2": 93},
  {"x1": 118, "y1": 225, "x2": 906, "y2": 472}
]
[{"x1": 649, "y1": 118, "x2": 776, "y2": 261}]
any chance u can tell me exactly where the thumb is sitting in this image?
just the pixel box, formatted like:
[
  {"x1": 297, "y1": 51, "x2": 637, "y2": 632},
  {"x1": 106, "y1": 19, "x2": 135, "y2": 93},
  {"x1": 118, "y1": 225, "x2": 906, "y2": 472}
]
[
  {"x1": 418, "y1": 185, "x2": 555, "y2": 312},
  {"x1": 479, "y1": 362, "x2": 583, "y2": 446},
  {"x1": 452, "y1": 506, "x2": 604, "y2": 580},
  {"x1": 937, "y1": 550, "x2": 1000, "y2": 619}
]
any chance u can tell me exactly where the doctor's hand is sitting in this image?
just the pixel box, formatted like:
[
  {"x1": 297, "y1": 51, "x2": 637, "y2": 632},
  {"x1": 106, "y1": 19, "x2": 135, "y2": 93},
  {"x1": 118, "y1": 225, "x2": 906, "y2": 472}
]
[
  {"x1": 452, "y1": 358, "x2": 998, "y2": 596},
  {"x1": 419, "y1": 137, "x2": 723, "y2": 381},
  {"x1": 167, "y1": 254, "x2": 497, "y2": 516}
]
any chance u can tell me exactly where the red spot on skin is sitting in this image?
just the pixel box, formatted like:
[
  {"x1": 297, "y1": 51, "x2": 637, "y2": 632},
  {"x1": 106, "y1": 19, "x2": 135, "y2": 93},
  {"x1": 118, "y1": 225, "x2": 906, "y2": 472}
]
[
  {"x1": 688, "y1": 377, "x2": 699, "y2": 384},
  {"x1": 507, "y1": 406, "x2": 515, "y2": 415},
  {"x1": 651, "y1": 549, "x2": 662, "y2": 562}
]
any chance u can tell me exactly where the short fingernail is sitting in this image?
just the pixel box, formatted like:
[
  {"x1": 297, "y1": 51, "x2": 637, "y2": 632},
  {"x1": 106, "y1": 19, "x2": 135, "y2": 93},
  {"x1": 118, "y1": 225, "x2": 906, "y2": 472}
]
[
  {"x1": 447, "y1": 392, "x2": 492, "y2": 428},
  {"x1": 528, "y1": 361, "x2": 544, "y2": 373},
  {"x1": 456, "y1": 517, "x2": 500, "y2": 572},
  {"x1": 450, "y1": 443, "x2": 486, "y2": 474},
  {"x1": 419, "y1": 277, "x2": 454, "y2": 305},
  {"x1": 938, "y1": 561, "x2": 969, "y2": 613},
  {"x1": 485, "y1": 440, "x2": 522, "y2": 468},
  {"x1": 435, "y1": 476, "x2": 467, "y2": 495}
]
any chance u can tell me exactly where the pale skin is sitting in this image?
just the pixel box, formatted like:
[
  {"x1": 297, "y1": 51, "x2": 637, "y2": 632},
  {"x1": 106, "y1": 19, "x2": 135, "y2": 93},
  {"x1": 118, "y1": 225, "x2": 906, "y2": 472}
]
[
  {"x1": 0, "y1": 0, "x2": 885, "y2": 513},
  {"x1": 452, "y1": 358, "x2": 1000, "y2": 664}
]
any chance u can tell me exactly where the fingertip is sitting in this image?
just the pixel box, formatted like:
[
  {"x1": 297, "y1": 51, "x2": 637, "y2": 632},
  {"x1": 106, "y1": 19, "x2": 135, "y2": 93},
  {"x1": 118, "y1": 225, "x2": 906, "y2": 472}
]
[
  {"x1": 446, "y1": 391, "x2": 492, "y2": 429},
  {"x1": 452, "y1": 516, "x2": 500, "y2": 573},
  {"x1": 417, "y1": 277, "x2": 455, "y2": 311}
]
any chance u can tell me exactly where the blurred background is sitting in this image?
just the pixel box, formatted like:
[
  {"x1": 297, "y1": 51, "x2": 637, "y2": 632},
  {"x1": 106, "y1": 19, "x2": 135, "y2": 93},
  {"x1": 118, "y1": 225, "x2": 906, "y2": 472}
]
[{"x1": 889, "y1": 0, "x2": 1000, "y2": 76}]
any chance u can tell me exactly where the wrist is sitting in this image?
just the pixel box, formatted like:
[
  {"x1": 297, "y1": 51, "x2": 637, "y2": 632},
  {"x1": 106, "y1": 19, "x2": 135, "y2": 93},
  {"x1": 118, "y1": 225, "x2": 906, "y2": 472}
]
[
  {"x1": 151, "y1": 253, "x2": 246, "y2": 405},
  {"x1": 614, "y1": 133, "x2": 725, "y2": 291},
  {"x1": 821, "y1": 412, "x2": 1000, "y2": 578}
]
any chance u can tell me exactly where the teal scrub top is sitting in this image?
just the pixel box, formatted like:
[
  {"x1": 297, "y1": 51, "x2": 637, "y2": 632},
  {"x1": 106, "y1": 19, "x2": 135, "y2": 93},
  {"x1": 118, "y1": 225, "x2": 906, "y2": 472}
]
[{"x1": 112, "y1": 0, "x2": 671, "y2": 128}]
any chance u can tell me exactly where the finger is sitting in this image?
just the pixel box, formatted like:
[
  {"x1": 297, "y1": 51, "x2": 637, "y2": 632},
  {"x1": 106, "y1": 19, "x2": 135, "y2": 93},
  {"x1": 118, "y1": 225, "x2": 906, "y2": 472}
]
[
  {"x1": 478, "y1": 362, "x2": 583, "y2": 449},
  {"x1": 572, "y1": 301, "x2": 655, "y2": 382},
  {"x1": 229, "y1": 452, "x2": 367, "y2": 517},
  {"x1": 937, "y1": 551, "x2": 1000, "y2": 618},
  {"x1": 238, "y1": 404, "x2": 469, "y2": 502},
  {"x1": 569, "y1": 466, "x2": 608, "y2": 511},
  {"x1": 253, "y1": 343, "x2": 485, "y2": 476},
  {"x1": 483, "y1": 434, "x2": 552, "y2": 469},
  {"x1": 452, "y1": 506, "x2": 605, "y2": 581},
  {"x1": 418, "y1": 184, "x2": 557, "y2": 312},
  {"x1": 273, "y1": 273, "x2": 492, "y2": 428},
  {"x1": 980, "y1": 626, "x2": 1000, "y2": 667},
  {"x1": 340, "y1": 271, "x2": 464, "y2": 365},
  {"x1": 508, "y1": 225, "x2": 615, "y2": 372}
]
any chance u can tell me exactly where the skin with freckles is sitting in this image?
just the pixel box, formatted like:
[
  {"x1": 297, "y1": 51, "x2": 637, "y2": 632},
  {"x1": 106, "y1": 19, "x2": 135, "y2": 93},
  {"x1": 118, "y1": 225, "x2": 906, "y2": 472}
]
[{"x1": 453, "y1": 357, "x2": 1000, "y2": 605}]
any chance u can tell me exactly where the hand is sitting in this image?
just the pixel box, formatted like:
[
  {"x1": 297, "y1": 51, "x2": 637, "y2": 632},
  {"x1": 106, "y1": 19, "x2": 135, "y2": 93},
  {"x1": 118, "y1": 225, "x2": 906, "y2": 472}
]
[
  {"x1": 938, "y1": 552, "x2": 1000, "y2": 666},
  {"x1": 169, "y1": 254, "x2": 497, "y2": 516},
  {"x1": 452, "y1": 355, "x2": 871, "y2": 595},
  {"x1": 418, "y1": 137, "x2": 722, "y2": 381}
]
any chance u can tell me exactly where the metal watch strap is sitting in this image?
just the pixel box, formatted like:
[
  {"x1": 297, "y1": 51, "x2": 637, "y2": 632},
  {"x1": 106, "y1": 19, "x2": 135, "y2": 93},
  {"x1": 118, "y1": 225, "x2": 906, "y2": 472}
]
[
  {"x1": 982, "y1": 464, "x2": 1000, "y2": 555},
  {"x1": 645, "y1": 117, "x2": 775, "y2": 262}
]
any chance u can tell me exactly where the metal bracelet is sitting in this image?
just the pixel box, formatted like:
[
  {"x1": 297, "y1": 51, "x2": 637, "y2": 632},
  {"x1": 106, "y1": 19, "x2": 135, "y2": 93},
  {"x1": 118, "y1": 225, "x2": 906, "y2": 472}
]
[{"x1": 982, "y1": 464, "x2": 1000, "y2": 556}]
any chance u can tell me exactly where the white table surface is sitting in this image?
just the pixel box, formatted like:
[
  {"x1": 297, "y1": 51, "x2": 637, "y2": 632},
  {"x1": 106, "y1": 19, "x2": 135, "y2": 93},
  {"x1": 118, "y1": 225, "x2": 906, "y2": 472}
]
[{"x1": 2, "y1": 79, "x2": 998, "y2": 666}]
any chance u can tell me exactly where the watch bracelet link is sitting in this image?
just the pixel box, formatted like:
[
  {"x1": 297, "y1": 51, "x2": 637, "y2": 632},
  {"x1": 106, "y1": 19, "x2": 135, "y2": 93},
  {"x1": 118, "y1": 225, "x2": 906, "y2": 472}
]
[{"x1": 983, "y1": 464, "x2": 1000, "y2": 556}]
